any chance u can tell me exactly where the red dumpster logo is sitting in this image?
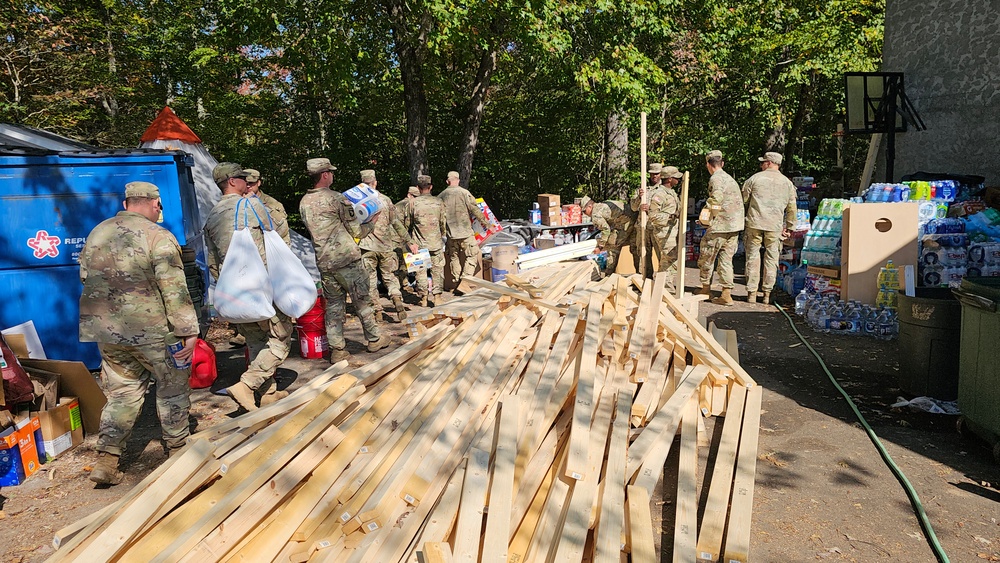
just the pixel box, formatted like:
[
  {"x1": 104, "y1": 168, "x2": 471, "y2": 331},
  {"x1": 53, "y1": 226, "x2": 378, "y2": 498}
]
[{"x1": 27, "y1": 230, "x2": 61, "y2": 259}]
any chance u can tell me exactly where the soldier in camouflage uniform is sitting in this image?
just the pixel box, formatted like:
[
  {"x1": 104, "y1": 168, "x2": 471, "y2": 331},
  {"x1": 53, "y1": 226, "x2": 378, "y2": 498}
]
[
  {"x1": 394, "y1": 186, "x2": 421, "y2": 291},
  {"x1": 299, "y1": 158, "x2": 391, "y2": 362},
  {"x1": 358, "y1": 169, "x2": 418, "y2": 321},
  {"x1": 697, "y1": 150, "x2": 746, "y2": 305},
  {"x1": 742, "y1": 151, "x2": 797, "y2": 305},
  {"x1": 79, "y1": 181, "x2": 199, "y2": 485},
  {"x1": 581, "y1": 196, "x2": 635, "y2": 275},
  {"x1": 245, "y1": 168, "x2": 289, "y2": 242},
  {"x1": 205, "y1": 163, "x2": 292, "y2": 412},
  {"x1": 632, "y1": 164, "x2": 682, "y2": 293},
  {"x1": 439, "y1": 171, "x2": 488, "y2": 293},
  {"x1": 404, "y1": 176, "x2": 448, "y2": 306}
]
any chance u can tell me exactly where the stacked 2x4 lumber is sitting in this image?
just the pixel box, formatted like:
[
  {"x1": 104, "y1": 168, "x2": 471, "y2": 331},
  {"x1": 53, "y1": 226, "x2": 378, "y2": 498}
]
[{"x1": 51, "y1": 262, "x2": 761, "y2": 563}]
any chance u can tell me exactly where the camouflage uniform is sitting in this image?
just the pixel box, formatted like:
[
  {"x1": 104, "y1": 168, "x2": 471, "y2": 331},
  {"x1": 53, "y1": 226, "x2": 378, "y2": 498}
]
[
  {"x1": 79, "y1": 210, "x2": 199, "y2": 455},
  {"x1": 394, "y1": 197, "x2": 414, "y2": 289},
  {"x1": 631, "y1": 183, "x2": 681, "y2": 291},
  {"x1": 404, "y1": 194, "x2": 448, "y2": 297},
  {"x1": 204, "y1": 194, "x2": 292, "y2": 390},
  {"x1": 360, "y1": 192, "x2": 410, "y2": 308},
  {"x1": 590, "y1": 200, "x2": 636, "y2": 275},
  {"x1": 299, "y1": 186, "x2": 381, "y2": 350},
  {"x1": 252, "y1": 191, "x2": 290, "y2": 244},
  {"x1": 698, "y1": 169, "x2": 745, "y2": 289},
  {"x1": 439, "y1": 186, "x2": 488, "y2": 288},
  {"x1": 742, "y1": 169, "x2": 797, "y2": 294}
]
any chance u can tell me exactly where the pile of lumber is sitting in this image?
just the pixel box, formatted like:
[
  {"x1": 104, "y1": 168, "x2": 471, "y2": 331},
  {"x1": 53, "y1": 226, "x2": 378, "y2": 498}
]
[{"x1": 50, "y1": 262, "x2": 761, "y2": 563}]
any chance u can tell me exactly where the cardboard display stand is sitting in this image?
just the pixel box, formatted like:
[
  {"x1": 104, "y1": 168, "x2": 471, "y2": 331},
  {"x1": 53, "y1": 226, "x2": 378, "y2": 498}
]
[{"x1": 842, "y1": 202, "x2": 919, "y2": 304}]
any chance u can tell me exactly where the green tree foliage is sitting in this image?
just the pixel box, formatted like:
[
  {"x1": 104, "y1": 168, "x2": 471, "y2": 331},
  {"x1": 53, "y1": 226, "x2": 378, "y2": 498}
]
[{"x1": 1, "y1": 0, "x2": 884, "y2": 222}]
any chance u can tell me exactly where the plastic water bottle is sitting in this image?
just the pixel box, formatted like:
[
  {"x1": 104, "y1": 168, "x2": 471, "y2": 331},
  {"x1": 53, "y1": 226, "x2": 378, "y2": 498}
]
[
  {"x1": 830, "y1": 302, "x2": 847, "y2": 334},
  {"x1": 816, "y1": 301, "x2": 833, "y2": 333},
  {"x1": 863, "y1": 306, "x2": 878, "y2": 337},
  {"x1": 807, "y1": 297, "x2": 825, "y2": 329},
  {"x1": 888, "y1": 309, "x2": 899, "y2": 340},
  {"x1": 795, "y1": 289, "x2": 809, "y2": 316},
  {"x1": 876, "y1": 308, "x2": 893, "y2": 340},
  {"x1": 846, "y1": 304, "x2": 863, "y2": 336}
]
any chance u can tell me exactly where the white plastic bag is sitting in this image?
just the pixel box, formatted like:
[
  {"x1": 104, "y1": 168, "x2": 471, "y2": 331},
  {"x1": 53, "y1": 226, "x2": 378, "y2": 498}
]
[
  {"x1": 214, "y1": 199, "x2": 276, "y2": 323},
  {"x1": 264, "y1": 229, "x2": 317, "y2": 318}
]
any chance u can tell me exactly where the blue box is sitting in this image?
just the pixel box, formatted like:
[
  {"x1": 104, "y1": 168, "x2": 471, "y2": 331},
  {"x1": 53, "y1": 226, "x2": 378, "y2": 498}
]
[{"x1": 0, "y1": 149, "x2": 204, "y2": 368}]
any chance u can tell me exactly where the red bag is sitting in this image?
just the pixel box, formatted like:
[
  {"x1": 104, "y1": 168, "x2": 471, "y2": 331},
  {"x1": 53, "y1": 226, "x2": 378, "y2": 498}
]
[
  {"x1": 189, "y1": 339, "x2": 218, "y2": 389},
  {"x1": 1, "y1": 334, "x2": 34, "y2": 408}
]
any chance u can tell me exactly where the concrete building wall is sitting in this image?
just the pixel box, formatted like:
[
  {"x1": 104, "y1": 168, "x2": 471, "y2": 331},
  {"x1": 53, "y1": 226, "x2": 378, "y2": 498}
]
[{"x1": 879, "y1": 0, "x2": 1000, "y2": 184}]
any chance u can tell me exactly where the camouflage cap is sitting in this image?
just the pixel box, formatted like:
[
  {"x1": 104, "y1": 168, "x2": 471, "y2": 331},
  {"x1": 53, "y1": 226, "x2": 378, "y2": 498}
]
[
  {"x1": 244, "y1": 168, "x2": 261, "y2": 183},
  {"x1": 648, "y1": 163, "x2": 663, "y2": 174},
  {"x1": 705, "y1": 150, "x2": 723, "y2": 162},
  {"x1": 662, "y1": 166, "x2": 683, "y2": 179},
  {"x1": 306, "y1": 158, "x2": 337, "y2": 175},
  {"x1": 213, "y1": 162, "x2": 249, "y2": 184},
  {"x1": 360, "y1": 169, "x2": 376, "y2": 182},
  {"x1": 447, "y1": 171, "x2": 460, "y2": 180},
  {"x1": 758, "y1": 151, "x2": 783, "y2": 165},
  {"x1": 417, "y1": 174, "x2": 432, "y2": 187},
  {"x1": 580, "y1": 196, "x2": 593, "y2": 209},
  {"x1": 408, "y1": 186, "x2": 420, "y2": 196},
  {"x1": 124, "y1": 181, "x2": 160, "y2": 199}
]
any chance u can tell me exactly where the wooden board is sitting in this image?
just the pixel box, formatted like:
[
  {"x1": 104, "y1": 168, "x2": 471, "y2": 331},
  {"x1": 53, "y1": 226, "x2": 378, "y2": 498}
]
[
  {"x1": 722, "y1": 386, "x2": 762, "y2": 563},
  {"x1": 672, "y1": 396, "x2": 699, "y2": 562}
]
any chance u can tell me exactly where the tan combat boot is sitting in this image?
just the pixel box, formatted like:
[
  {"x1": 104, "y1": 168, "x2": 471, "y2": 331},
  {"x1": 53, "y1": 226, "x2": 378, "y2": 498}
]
[
  {"x1": 225, "y1": 381, "x2": 258, "y2": 411},
  {"x1": 330, "y1": 348, "x2": 351, "y2": 363},
  {"x1": 90, "y1": 452, "x2": 124, "y2": 485},
  {"x1": 747, "y1": 292, "x2": 757, "y2": 304},
  {"x1": 260, "y1": 389, "x2": 289, "y2": 406},
  {"x1": 392, "y1": 295, "x2": 407, "y2": 321},
  {"x1": 713, "y1": 288, "x2": 734, "y2": 306},
  {"x1": 762, "y1": 291, "x2": 771, "y2": 305},
  {"x1": 367, "y1": 334, "x2": 392, "y2": 353},
  {"x1": 696, "y1": 284, "x2": 712, "y2": 296},
  {"x1": 419, "y1": 294, "x2": 428, "y2": 308}
]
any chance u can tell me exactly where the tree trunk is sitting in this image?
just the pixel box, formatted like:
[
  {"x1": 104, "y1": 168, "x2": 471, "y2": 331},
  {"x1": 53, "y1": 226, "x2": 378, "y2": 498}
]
[
  {"x1": 783, "y1": 70, "x2": 818, "y2": 172},
  {"x1": 456, "y1": 47, "x2": 497, "y2": 187},
  {"x1": 604, "y1": 109, "x2": 629, "y2": 199},
  {"x1": 101, "y1": 25, "x2": 119, "y2": 119},
  {"x1": 387, "y1": 0, "x2": 430, "y2": 184}
]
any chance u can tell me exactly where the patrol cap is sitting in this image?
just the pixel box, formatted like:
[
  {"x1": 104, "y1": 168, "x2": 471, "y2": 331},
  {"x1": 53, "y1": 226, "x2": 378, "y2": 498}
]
[
  {"x1": 758, "y1": 151, "x2": 783, "y2": 165},
  {"x1": 580, "y1": 196, "x2": 593, "y2": 209},
  {"x1": 648, "y1": 163, "x2": 663, "y2": 174},
  {"x1": 408, "y1": 186, "x2": 420, "y2": 196},
  {"x1": 244, "y1": 168, "x2": 261, "y2": 183},
  {"x1": 662, "y1": 166, "x2": 683, "y2": 179},
  {"x1": 705, "y1": 150, "x2": 723, "y2": 162},
  {"x1": 124, "y1": 181, "x2": 160, "y2": 199},
  {"x1": 306, "y1": 158, "x2": 337, "y2": 175},
  {"x1": 447, "y1": 171, "x2": 460, "y2": 180},
  {"x1": 213, "y1": 162, "x2": 250, "y2": 184},
  {"x1": 417, "y1": 174, "x2": 432, "y2": 187},
  {"x1": 360, "y1": 169, "x2": 376, "y2": 182}
]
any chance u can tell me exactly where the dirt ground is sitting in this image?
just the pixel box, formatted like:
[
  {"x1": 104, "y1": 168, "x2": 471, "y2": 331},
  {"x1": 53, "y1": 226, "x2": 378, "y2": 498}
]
[{"x1": 2, "y1": 271, "x2": 1000, "y2": 562}]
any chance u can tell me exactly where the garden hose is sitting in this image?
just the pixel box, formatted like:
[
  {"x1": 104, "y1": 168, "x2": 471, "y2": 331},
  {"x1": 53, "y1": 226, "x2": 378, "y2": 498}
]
[{"x1": 774, "y1": 303, "x2": 950, "y2": 563}]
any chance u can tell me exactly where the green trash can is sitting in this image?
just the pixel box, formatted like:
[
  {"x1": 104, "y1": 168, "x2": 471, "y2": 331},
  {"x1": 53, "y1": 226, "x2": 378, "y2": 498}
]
[
  {"x1": 952, "y1": 278, "x2": 1000, "y2": 462},
  {"x1": 896, "y1": 288, "x2": 961, "y2": 400}
]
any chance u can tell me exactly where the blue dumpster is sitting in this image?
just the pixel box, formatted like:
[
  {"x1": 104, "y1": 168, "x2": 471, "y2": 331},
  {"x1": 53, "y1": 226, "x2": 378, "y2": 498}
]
[{"x1": 0, "y1": 149, "x2": 204, "y2": 369}]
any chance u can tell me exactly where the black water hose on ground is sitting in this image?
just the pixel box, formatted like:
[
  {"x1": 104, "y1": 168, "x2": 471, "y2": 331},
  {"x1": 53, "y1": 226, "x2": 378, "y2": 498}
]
[{"x1": 774, "y1": 302, "x2": 950, "y2": 563}]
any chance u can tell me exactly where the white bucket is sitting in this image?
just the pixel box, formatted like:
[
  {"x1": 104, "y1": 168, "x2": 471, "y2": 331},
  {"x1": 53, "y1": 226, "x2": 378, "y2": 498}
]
[{"x1": 343, "y1": 184, "x2": 382, "y2": 224}]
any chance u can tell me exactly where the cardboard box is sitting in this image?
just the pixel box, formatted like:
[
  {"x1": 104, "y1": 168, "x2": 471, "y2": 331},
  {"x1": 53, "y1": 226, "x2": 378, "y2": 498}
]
[
  {"x1": 561, "y1": 204, "x2": 582, "y2": 226},
  {"x1": 537, "y1": 194, "x2": 560, "y2": 210},
  {"x1": 490, "y1": 245, "x2": 519, "y2": 283},
  {"x1": 541, "y1": 211, "x2": 561, "y2": 226},
  {"x1": 20, "y1": 359, "x2": 106, "y2": 436},
  {"x1": 0, "y1": 416, "x2": 42, "y2": 486},
  {"x1": 842, "y1": 203, "x2": 919, "y2": 304},
  {"x1": 404, "y1": 249, "x2": 432, "y2": 273},
  {"x1": 32, "y1": 397, "x2": 83, "y2": 460},
  {"x1": 472, "y1": 199, "x2": 503, "y2": 245}
]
